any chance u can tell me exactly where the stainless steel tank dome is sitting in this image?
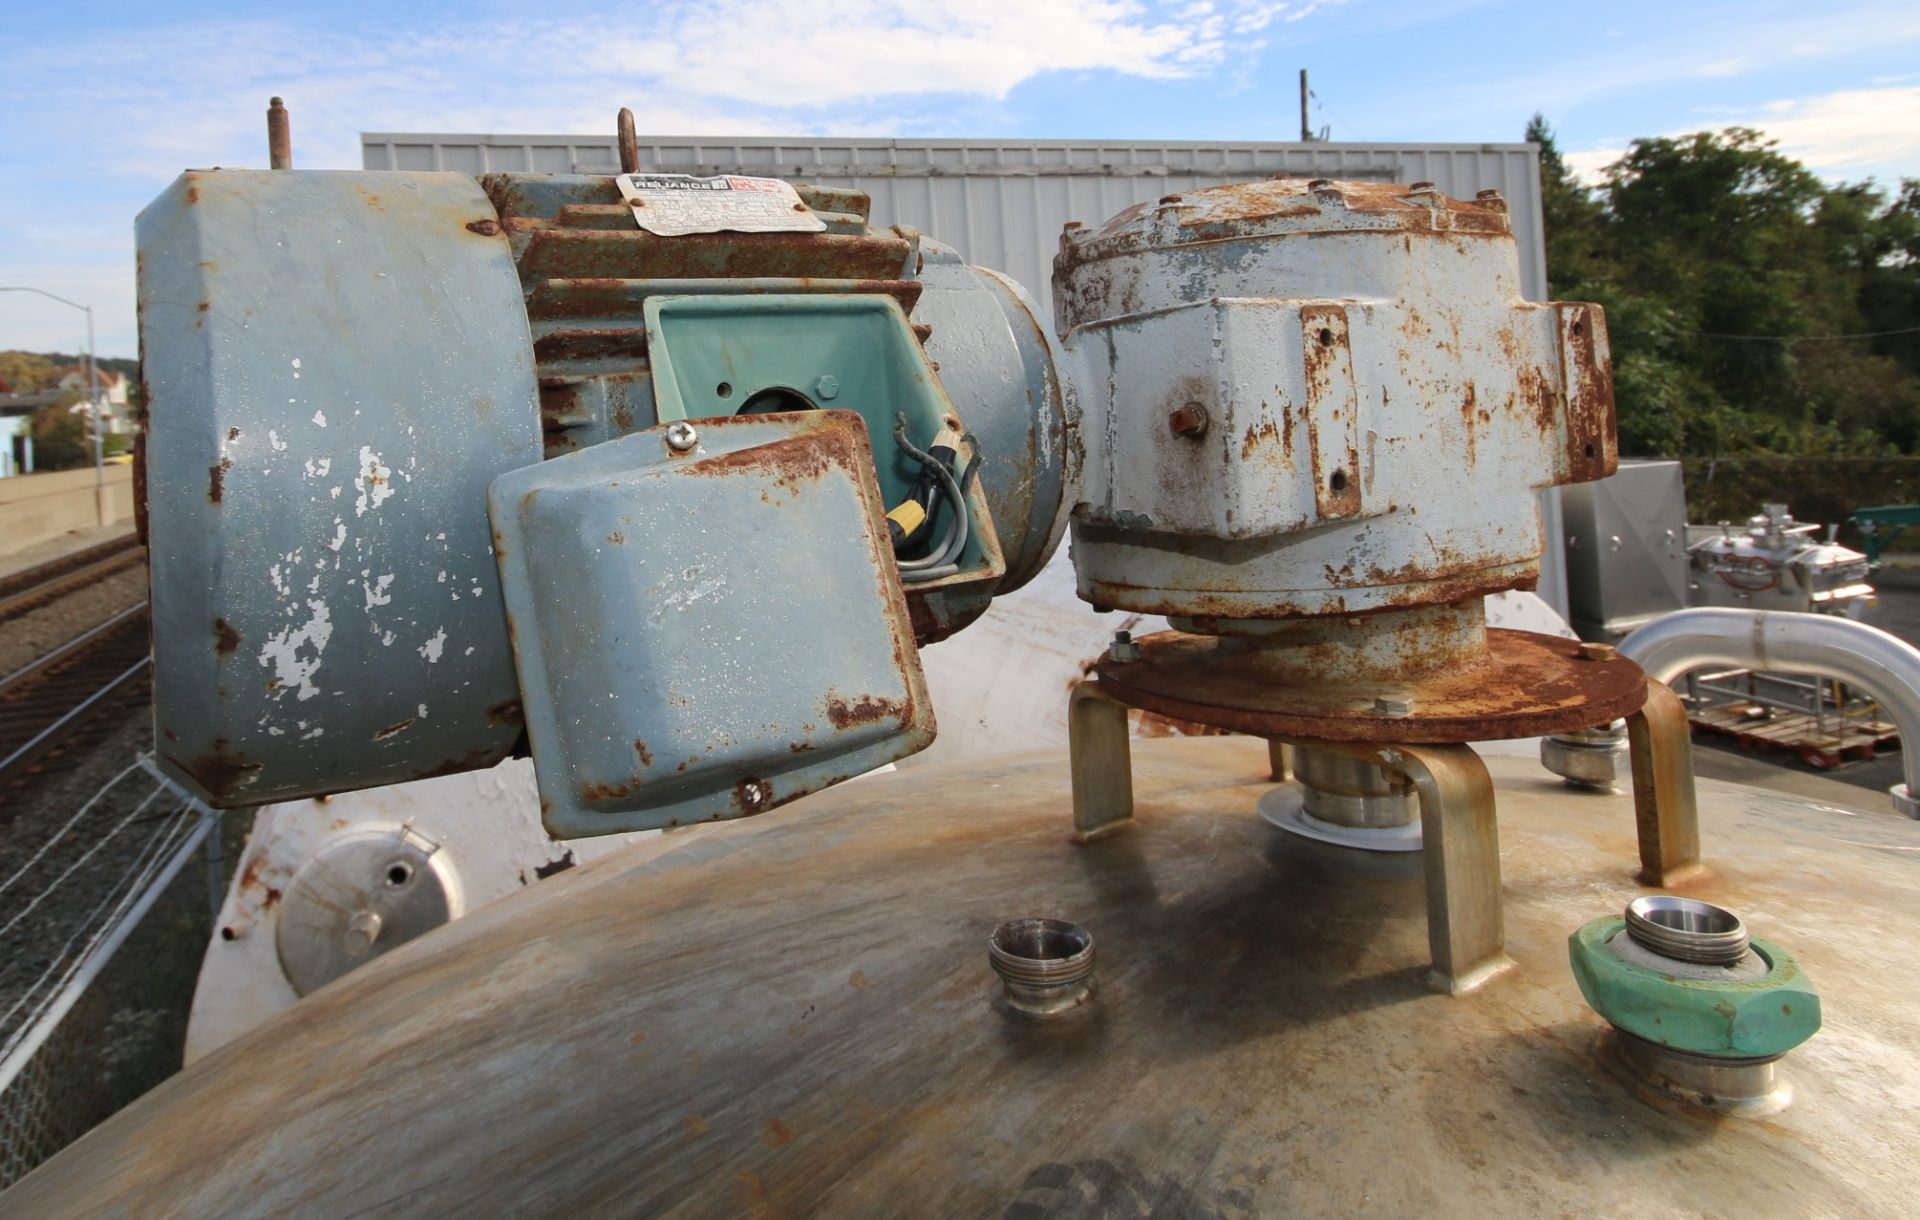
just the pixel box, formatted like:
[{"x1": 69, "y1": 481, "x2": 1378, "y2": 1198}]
[{"x1": 4, "y1": 738, "x2": 1912, "y2": 1217}]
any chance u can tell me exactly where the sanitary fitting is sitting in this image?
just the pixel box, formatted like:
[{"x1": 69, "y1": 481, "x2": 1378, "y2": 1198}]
[
  {"x1": 1259, "y1": 746, "x2": 1424, "y2": 852},
  {"x1": 989, "y1": 918, "x2": 1095, "y2": 1017},
  {"x1": 1569, "y1": 896, "x2": 1819, "y2": 1116},
  {"x1": 1540, "y1": 720, "x2": 1629, "y2": 790}
]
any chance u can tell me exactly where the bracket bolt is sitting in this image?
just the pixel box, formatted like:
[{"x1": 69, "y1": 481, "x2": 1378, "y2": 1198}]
[
  {"x1": 1373, "y1": 695, "x2": 1413, "y2": 717},
  {"x1": 814, "y1": 375, "x2": 840, "y2": 400},
  {"x1": 1577, "y1": 641, "x2": 1618, "y2": 662},
  {"x1": 664, "y1": 421, "x2": 700, "y2": 453},
  {"x1": 1108, "y1": 631, "x2": 1141, "y2": 663}
]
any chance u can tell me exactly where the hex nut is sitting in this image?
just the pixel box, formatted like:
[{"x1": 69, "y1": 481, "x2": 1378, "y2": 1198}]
[{"x1": 1568, "y1": 917, "x2": 1821, "y2": 1059}]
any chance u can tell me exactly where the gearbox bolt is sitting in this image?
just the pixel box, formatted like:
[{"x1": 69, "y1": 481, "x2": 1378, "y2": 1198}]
[{"x1": 1168, "y1": 402, "x2": 1209, "y2": 438}]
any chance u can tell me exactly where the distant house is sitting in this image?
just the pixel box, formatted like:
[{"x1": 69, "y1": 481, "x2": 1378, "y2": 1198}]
[
  {"x1": 0, "y1": 389, "x2": 65, "y2": 477},
  {"x1": 53, "y1": 366, "x2": 132, "y2": 433}
]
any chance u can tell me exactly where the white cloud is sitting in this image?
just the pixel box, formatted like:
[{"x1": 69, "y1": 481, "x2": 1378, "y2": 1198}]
[
  {"x1": 1561, "y1": 83, "x2": 1920, "y2": 187},
  {"x1": 0, "y1": 1, "x2": 1352, "y2": 354},
  {"x1": 1562, "y1": 145, "x2": 1626, "y2": 185},
  {"x1": 1746, "y1": 85, "x2": 1920, "y2": 176}
]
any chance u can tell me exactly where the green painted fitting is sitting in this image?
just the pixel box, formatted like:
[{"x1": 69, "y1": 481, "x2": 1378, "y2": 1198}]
[{"x1": 1568, "y1": 917, "x2": 1821, "y2": 1059}]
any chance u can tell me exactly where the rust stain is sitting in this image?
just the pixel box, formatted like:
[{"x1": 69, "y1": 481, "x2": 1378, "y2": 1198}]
[
  {"x1": 1094, "y1": 627, "x2": 1646, "y2": 744},
  {"x1": 1460, "y1": 380, "x2": 1477, "y2": 466},
  {"x1": 633, "y1": 739, "x2": 653, "y2": 768},
  {"x1": 169, "y1": 740, "x2": 261, "y2": 804},
  {"x1": 208, "y1": 457, "x2": 232, "y2": 504},
  {"x1": 683, "y1": 1114, "x2": 708, "y2": 1137},
  {"x1": 579, "y1": 778, "x2": 639, "y2": 803},
  {"x1": 607, "y1": 528, "x2": 625, "y2": 545},
  {"x1": 465, "y1": 218, "x2": 501, "y2": 237},
  {"x1": 213, "y1": 618, "x2": 240, "y2": 654},
  {"x1": 408, "y1": 745, "x2": 511, "y2": 782},
  {"x1": 485, "y1": 698, "x2": 524, "y2": 729},
  {"x1": 1558, "y1": 303, "x2": 1618, "y2": 483},
  {"x1": 848, "y1": 969, "x2": 872, "y2": 989},
  {"x1": 761, "y1": 1119, "x2": 794, "y2": 1147},
  {"x1": 1240, "y1": 419, "x2": 1280, "y2": 462},
  {"x1": 824, "y1": 693, "x2": 906, "y2": 729},
  {"x1": 373, "y1": 718, "x2": 415, "y2": 741},
  {"x1": 736, "y1": 1171, "x2": 775, "y2": 1219},
  {"x1": 680, "y1": 413, "x2": 858, "y2": 497},
  {"x1": 733, "y1": 777, "x2": 772, "y2": 814},
  {"x1": 1128, "y1": 709, "x2": 1231, "y2": 738},
  {"x1": 1300, "y1": 304, "x2": 1361, "y2": 521}
]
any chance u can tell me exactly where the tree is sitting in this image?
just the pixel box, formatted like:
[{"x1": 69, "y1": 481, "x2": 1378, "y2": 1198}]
[
  {"x1": 0, "y1": 351, "x2": 56, "y2": 392},
  {"x1": 29, "y1": 395, "x2": 91, "y2": 470},
  {"x1": 1528, "y1": 120, "x2": 1920, "y2": 459},
  {"x1": 1525, "y1": 114, "x2": 1607, "y2": 299}
]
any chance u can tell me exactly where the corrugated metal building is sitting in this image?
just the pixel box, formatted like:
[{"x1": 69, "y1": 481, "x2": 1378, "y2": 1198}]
[
  {"x1": 361, "y1": 135, "x2": 1549, "y2": 313},
  {"x1": 361, "y1": 132, "x2": 1568, "y2": 610}
]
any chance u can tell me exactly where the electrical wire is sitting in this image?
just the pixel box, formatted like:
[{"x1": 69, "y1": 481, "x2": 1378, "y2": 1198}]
[{"x1": 892, "y1": 413, "x2": 982, "y2": 583}]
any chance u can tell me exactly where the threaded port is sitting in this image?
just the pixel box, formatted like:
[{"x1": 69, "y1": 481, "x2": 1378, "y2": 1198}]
[
  {"x1": 988, "y1": 918, "x2": 1095, "y2": 1017},
  {"x1": 1625, "y1": 895, "x2": 1749, "y2": 966}
]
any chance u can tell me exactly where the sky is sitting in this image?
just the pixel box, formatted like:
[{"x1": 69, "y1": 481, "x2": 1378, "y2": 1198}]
[{"x1": 2, "y1": 0, "x2": 1918, "y2": 359}]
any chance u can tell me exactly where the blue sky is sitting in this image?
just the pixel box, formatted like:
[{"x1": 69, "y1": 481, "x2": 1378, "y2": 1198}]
[{"x1": 3, "y1": 0, "x2": 1918, "y2": 358}]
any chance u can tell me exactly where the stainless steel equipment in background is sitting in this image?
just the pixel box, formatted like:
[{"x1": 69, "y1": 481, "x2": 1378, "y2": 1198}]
[
  {"x1": 1561, "y1": 459, "x2": 1689, "y2": 643},
  {"x1": 1689, "y1": 503, "x2": 1874, "y2": 617}
]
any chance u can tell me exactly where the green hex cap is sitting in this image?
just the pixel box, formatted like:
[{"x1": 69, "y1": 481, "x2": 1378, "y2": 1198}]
[{"x1": 1568, "y1": 917, "x2": 1821, "y2": 1059}]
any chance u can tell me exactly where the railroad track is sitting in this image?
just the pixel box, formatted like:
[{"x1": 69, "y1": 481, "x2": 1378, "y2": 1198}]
[
  {"x1": 0, "y1": 536, "x2": 146, "y2": 627},
  {"x1": 0, "y1": 604, "x2": 152, "y2": 791}
]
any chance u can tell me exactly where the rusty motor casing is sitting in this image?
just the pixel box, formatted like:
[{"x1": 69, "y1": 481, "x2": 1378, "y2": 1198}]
[
  {"x1": 1054, "y1": 178, "x2": 1616, "y2": 624},
  {"x1": 137, "y1": 168, "x2": 1075, "y2": 817}
]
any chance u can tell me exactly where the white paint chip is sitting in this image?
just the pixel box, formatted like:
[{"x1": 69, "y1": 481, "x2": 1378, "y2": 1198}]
[
  {"x1": 354, "y1": 446, "x2": 394, "y2": 517},
  {"x1": 258, "y1": 599, "x2": 333, "y2": 702}
]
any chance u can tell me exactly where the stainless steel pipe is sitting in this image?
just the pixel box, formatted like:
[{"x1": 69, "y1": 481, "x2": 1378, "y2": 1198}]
[{"x1": 1619, "y1": 608, "x2": 1920, "y2": 817}]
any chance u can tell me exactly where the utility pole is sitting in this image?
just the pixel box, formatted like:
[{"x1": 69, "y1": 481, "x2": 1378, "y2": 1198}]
[
  {"x1": 1300, "y1": 70, "x2": 1312, "y2": 143},
  {"x1": 0, "y1": 286, "x2": 107, "y2": 518}
]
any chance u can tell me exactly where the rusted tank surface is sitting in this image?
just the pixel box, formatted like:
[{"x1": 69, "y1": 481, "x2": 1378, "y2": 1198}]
[{"x1": 8, "y1": 739, "x2": 1915, "y2": 1217}]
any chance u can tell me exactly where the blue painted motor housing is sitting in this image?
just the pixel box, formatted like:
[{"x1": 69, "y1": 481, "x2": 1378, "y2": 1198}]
[
  {"x1": 138, "y1": 170, "x2": 542, "y2": 806},
  {"x1": 137, "y1": 168, "x2": 1074, "y2": 830}
]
